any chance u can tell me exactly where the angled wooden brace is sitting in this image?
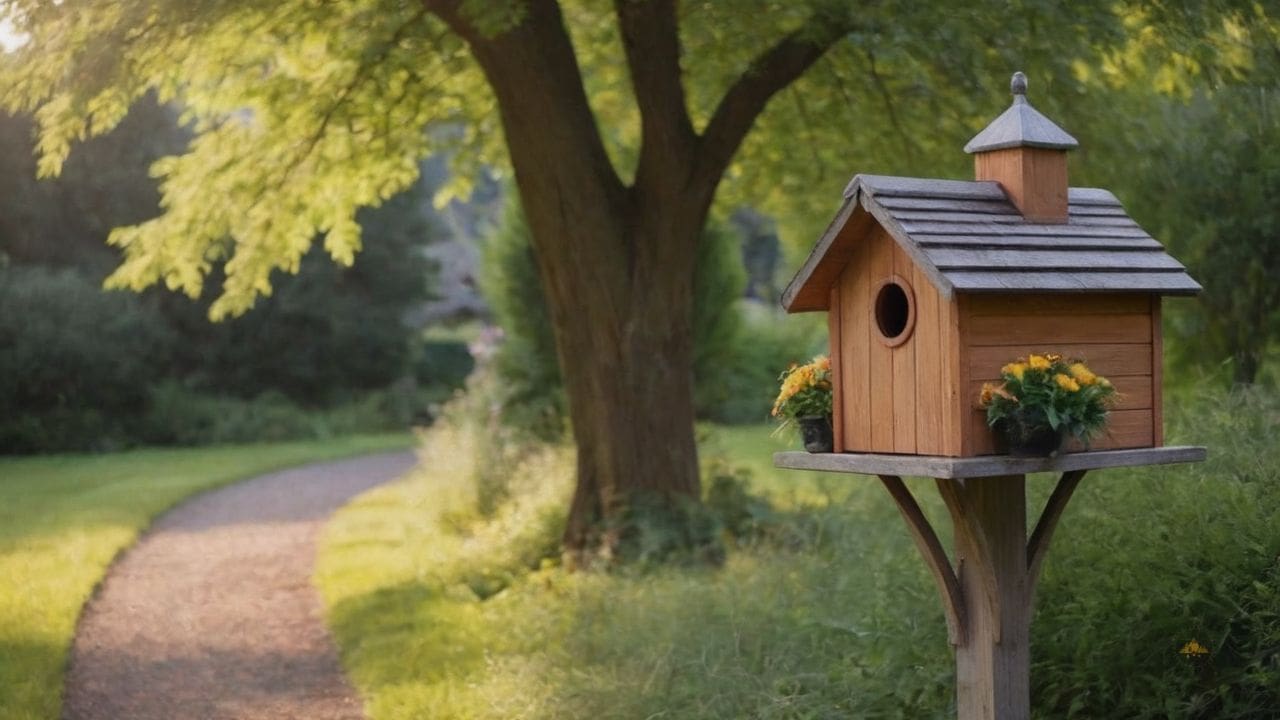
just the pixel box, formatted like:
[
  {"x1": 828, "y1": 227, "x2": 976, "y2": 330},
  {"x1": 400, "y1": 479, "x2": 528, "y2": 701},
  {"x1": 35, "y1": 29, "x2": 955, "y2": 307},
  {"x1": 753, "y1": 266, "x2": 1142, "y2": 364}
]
[
  {"x1": 1027, "y1": 469, "x2": 1087, "y2": 600},
  {"x1": 878, "y1": 475, "x2": 966, "y2": 645}
]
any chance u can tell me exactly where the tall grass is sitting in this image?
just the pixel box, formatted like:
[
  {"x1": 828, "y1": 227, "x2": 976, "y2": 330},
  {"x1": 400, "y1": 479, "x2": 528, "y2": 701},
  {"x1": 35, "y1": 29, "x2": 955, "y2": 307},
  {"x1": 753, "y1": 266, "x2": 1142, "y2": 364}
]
[{"x1": 318, "y1": 389, "x2": 1280, "y2": 719}]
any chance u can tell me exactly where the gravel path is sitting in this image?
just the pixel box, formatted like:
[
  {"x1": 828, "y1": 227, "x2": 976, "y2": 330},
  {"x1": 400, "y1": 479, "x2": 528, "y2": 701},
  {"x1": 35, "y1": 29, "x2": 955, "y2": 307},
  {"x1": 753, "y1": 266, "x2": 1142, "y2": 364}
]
[{"x1": 62, "y1": 450, "x2": 418, "y2": 720}]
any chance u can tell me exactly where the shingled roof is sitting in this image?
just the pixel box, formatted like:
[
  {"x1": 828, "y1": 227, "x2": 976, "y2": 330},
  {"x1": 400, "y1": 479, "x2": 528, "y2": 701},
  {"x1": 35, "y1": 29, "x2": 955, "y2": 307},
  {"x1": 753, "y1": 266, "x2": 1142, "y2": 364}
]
[{"x1": 781, "y1": 174, "x2": 1202, "y2": 312}]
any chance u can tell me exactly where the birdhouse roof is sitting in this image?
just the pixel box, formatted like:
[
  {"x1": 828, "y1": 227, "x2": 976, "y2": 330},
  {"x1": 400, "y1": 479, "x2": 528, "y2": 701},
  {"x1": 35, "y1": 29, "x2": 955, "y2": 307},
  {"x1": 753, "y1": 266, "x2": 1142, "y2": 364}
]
[{"x1": 781, "y1": 174, "x2": 1201, "y2": 312}]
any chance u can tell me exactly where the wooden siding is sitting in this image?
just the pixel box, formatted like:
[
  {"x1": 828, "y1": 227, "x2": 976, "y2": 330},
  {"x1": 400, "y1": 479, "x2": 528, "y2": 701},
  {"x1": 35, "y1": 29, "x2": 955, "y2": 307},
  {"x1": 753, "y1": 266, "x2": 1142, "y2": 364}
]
[
  {"x1": 975, "y1": 147, "x2": 1069, "y2": 222},
  {"x1": 837, "y1": 226, "x2": 949, "y2": 454},
  {"x1": 829, "y1": 286, "x2": 845, "y2": 453},
  {"x1": 958, "y1": 293, "x2": 1159, "y2": 455}
]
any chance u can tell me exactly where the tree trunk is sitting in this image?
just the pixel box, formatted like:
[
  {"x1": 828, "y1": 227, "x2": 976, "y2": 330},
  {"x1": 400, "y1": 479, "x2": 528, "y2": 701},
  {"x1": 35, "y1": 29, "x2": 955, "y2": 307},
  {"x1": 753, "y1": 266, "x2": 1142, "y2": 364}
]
[{"x1": 427, "y1": 0, "x2": 846, "y2": 554}]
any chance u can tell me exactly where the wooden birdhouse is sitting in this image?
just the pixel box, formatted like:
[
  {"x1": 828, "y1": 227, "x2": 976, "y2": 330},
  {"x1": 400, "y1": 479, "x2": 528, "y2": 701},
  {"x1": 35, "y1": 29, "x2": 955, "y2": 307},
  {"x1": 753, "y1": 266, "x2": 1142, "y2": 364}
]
[{"x1": 781, "y1": 72, "x2": 1200, "y2": 457}]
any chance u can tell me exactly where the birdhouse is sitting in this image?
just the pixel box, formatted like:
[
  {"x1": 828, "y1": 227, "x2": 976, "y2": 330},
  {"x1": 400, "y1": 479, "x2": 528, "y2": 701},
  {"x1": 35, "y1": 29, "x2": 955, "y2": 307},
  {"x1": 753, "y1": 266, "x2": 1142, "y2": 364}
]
[{"x1": 781, "y1": 72, "x2": 1200, "y2": 457}]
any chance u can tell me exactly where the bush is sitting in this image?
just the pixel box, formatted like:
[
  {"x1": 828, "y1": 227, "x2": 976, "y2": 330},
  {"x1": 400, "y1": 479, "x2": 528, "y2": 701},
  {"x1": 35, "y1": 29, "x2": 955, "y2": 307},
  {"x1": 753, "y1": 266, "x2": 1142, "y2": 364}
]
[
  {"x1": 0, "y1": 266, "x2": 172, "y2": 452},
  {"x1": 412, "y1": 339, "x2": 475, "y2": 395},
  {"x1": 140, "y1": 382, "x2": 413, "y2": 446}
]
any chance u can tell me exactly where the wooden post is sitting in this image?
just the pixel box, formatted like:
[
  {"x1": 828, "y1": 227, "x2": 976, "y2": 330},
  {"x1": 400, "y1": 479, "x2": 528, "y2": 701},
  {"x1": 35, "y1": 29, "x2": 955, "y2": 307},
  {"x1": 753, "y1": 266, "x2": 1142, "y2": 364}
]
[
  {"x1": 938, "y1": 475, "x2": 1031, "y2": 719},
  {"x1": 775, "y1": 448, "x2": 1205, "y2": 720}
]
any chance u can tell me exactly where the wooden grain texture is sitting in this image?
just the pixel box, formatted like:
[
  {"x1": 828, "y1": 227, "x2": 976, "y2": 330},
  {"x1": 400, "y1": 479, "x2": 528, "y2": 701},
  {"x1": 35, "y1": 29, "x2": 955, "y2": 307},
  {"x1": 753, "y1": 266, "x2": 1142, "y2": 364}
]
[
  {"x1": 929, "y1": 249, "x2": 1184, "y2": 271},
  {"x1": 967, "y1": 294, "x2": 1150, "y2": 316},
  {"x1": 1151, "y1": 295, "x2": 1164, "y2": 446},
  {"x1": 914, "y1": 262, "x2": 944, "y2": 455},
  {"x1": 969, "y1": 343, "x2": 1153, "y2": 377},
  {"x1": 945, "y1": 271, "x2": 1201, "y2": 295},
  {"x1": 878, "y1": 475, "x2": 965, "y2": 644},
  {"x1": 946, "y1": 474, "x2": 1032, "y2": 718},
  {"x1": 841, "y1": 248, "x2": 872, "y2": 450},
  {"x1": 893, "y1": 244, "x2": 918, "y2": 453},
  {"x1": 976, "y1": 146, "x2": 1069, "y2": 223},
  {"x1": 855, "y1": 174, "x2": 1006, "y2": 200},
  {"x1": 903, "y1": 221, "x2": 1152, "y2": 238},
  {"x1": 890, "y1": 211, "x2": 1138, "y2": 228},
  {"x1": 941, "y1": 294, "x2": 963, "y2": 456},
  {"x1": 772, "y1": 445, "x2": 1206, "y2": 479},
  {"x1": 957, "y1": 295, "x2": 975, "y2": 456},
  {"x1": 875, "y1": 195, "x2": 1125, "y2": 216},
  {"x1": 869, "y1": 228, "x2": 896, "y2": 451},
  {"x1": 916, "y1": 234, "x2": 1163, "y2": 251},
  {"x1": 968, "y1": 313, "x2": 1152, "y2": 346},
  {"x1": 829, "y1": 285, "x2": 845, "y2": 453}
]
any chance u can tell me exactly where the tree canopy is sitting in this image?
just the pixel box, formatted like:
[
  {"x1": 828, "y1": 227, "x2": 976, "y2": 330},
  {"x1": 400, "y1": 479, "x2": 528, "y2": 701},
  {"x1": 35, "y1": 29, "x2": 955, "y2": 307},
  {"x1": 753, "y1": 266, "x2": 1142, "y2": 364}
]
[{"x1": 3, "y1": 1, "x2": 1268, "y2": 316}]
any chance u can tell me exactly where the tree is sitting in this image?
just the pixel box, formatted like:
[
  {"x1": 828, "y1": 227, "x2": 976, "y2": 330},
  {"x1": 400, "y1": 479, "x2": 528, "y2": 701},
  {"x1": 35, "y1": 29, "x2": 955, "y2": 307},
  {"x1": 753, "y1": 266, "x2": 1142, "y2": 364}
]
[
  {"x1": 3, "y1": 1, "x2": 1268, "y2": 552},
  {"x1": 1134, "y1": 84, "x2": 1280, "y2": 384}
]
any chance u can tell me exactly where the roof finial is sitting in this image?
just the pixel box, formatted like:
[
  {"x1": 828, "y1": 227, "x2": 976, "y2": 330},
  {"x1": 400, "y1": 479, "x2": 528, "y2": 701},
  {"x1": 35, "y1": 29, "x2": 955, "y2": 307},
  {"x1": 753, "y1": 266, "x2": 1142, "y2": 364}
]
[{"x1": 1011, "y1": 71, "x2": 1028, "y2": 102}]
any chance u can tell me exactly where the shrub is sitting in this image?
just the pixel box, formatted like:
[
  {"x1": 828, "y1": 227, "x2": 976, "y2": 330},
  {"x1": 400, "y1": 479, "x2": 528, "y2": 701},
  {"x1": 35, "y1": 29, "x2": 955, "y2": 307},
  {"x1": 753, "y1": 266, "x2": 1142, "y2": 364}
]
[
  {"x1": 0, "y1": 266, "x2": 172, "y2": 452},
  {"x1": 139, "y1": 382, "x2": 417, "y2": 446}
]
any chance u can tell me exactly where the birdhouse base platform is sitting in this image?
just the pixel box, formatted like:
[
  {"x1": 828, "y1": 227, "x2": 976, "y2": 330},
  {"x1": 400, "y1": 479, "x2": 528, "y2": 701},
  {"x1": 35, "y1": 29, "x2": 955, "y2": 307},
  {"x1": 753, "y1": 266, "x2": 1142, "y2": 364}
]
[
  {"x1": 774, "y1": 445, "x2": 1206, "y2": 479},
  {"x1": 773, "y1": 446, "x2": 1206, "y2": 720}
]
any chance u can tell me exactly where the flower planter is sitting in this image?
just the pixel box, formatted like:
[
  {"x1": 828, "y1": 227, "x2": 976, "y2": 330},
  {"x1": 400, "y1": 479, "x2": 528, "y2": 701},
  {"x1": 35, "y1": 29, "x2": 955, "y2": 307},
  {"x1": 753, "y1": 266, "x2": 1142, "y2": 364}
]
[
  {"x1": 995, "y1": 408, "x2": 1066, "y2": 457},
  {"x1": 798, "y1": 415, "x2": 834, "y2": 453}
]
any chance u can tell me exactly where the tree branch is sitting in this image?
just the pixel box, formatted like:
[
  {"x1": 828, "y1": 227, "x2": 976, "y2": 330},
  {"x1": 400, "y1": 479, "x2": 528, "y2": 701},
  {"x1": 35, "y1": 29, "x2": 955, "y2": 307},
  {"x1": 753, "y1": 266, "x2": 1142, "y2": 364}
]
[
  {"x1": 693, "y1": 15, "x2": 852, "y2": 193},
  {"x1": 614, "y1": 0, "x2": 696, "y2": 191}
]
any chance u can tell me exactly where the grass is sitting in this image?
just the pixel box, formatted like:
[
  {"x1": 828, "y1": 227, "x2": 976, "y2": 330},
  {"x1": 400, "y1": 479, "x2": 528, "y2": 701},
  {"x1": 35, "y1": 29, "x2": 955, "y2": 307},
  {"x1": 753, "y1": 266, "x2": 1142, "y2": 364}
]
[
  {"x1": 0, "y1": 432, "x2": 413, "y2": 720},
  {"x1": 319, "y1": 392, "x2": 1280, "y2": 718}
]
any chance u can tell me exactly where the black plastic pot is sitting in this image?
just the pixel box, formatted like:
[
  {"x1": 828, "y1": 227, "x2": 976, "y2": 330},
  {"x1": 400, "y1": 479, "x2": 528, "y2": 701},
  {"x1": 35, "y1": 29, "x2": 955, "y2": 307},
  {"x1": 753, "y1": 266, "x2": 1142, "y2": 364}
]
[
  {"x1": 995, "y1": 408, "x2": 1066, "y2": 457},
  {"x1": 798, "y1": 415, "x2": 834, "y2": 453}
]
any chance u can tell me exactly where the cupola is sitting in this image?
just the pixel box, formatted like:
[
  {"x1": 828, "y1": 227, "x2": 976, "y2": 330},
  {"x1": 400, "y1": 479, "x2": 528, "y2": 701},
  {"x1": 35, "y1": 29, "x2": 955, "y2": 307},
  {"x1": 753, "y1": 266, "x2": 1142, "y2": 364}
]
[{"x1": 964, "y1": 72, "x2": 1078, "y2": 223}]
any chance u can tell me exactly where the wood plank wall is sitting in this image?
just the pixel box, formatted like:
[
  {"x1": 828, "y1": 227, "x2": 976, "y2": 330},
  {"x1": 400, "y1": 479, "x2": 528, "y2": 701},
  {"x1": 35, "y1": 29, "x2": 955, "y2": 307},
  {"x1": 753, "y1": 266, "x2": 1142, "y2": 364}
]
[
  {"x1": 960, "y1": 293, "x2": 1159, "y2": 455},
  {"x1": 838, "y1": 227, "x2": 952, "y2": 454}
]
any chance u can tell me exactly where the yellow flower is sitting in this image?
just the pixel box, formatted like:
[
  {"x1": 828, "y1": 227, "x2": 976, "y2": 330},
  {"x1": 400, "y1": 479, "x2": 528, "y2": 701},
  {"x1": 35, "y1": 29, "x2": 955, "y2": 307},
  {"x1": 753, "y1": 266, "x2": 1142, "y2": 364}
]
[
  {"x1": 1054, "y1": 373, "x2": 1081, "y2": 392},
  {"x1": 1002, "y1": 362, "x2": 1027, "y2": 381},
  {"x1": 1046, "y1": 353, "x2": 1062, "y2": 363},
  {"x1": 1029, "y1": 354, "x2": 1051, "y2": 370},
  {"x1": 1068, "y1": 362, "x2": 1097, "y2": 386},
  {"x1": 814, "y1": 356, "x2": 831, "y2": 371},
  {"x1": 979, "y1": 383, "x2": 996, "y2": 406}
]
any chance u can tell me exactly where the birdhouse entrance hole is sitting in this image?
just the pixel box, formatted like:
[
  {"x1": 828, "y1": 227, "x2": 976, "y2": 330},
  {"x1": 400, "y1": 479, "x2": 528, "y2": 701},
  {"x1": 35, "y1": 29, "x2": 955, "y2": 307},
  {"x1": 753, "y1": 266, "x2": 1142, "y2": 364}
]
[{"x1": 874, "y1": 277, "x2": 915, "y2": 346}]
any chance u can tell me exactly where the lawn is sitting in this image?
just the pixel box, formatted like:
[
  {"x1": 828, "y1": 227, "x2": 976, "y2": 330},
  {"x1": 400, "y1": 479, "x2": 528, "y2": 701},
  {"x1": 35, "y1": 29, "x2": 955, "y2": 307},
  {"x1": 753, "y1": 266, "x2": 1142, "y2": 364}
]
[
  {"x1": 318, "y1": 393, "x2": 1280, "y2": 719},
  {"x1": 0, "y1": 432, "x2": 413, "y2": 720}
]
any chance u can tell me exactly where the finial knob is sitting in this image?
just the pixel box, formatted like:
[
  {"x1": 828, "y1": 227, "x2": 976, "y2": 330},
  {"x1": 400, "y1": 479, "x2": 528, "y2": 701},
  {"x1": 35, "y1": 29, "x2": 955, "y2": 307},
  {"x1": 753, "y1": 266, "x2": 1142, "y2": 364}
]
[{"x1": 1011, "y1": 71, "x2": 1028, "y2": 98}]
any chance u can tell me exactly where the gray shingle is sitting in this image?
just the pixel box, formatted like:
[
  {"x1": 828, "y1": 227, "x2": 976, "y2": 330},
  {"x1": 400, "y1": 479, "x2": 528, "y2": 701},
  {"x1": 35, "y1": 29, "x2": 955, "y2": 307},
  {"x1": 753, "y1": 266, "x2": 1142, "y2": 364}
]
[
  {"x1": 779, "y1": 173, "x2": 1202, "y2": 311},
  {"x1": 963, "y1": 73, "x2": 1080, "y2": 153}
]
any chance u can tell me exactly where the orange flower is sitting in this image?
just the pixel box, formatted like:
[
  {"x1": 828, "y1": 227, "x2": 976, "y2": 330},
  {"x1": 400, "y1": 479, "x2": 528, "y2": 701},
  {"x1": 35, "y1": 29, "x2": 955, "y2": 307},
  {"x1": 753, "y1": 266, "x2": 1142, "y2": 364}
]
[{"x1": 1054, "y1": 373, "x2": 1081, "y2": 392}]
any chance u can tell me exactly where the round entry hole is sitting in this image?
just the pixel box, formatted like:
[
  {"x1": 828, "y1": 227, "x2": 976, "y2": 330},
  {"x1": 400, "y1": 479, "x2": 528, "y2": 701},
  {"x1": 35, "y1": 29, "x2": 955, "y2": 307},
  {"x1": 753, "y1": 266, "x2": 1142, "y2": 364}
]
[{"x1": 874, "y1": 279, "x2": 915, "y2": 346}]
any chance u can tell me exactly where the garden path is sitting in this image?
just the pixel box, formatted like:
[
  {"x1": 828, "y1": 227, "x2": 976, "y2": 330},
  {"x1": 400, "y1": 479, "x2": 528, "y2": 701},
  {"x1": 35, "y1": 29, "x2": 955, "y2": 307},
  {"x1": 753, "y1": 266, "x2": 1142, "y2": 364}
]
[{"x1": 62, "y1": 450, "x2": 418, "y2": 720}]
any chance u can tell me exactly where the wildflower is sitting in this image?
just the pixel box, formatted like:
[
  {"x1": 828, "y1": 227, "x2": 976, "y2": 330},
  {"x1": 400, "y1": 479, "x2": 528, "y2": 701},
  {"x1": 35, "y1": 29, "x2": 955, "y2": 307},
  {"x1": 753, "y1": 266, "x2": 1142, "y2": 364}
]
[
  {"x1": 1028, "y1": 354, "x2": 1051, "y2": 370},
  {"x1": 1054, "y1": 373, "x2": 1081, "y2": 392},
  {"x1": 1068, "y1": 362, "x2": 1097, "y2": 385},
  {"x1": 1179, "y1": 639, "x2": 1209, "y2": 657}
]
